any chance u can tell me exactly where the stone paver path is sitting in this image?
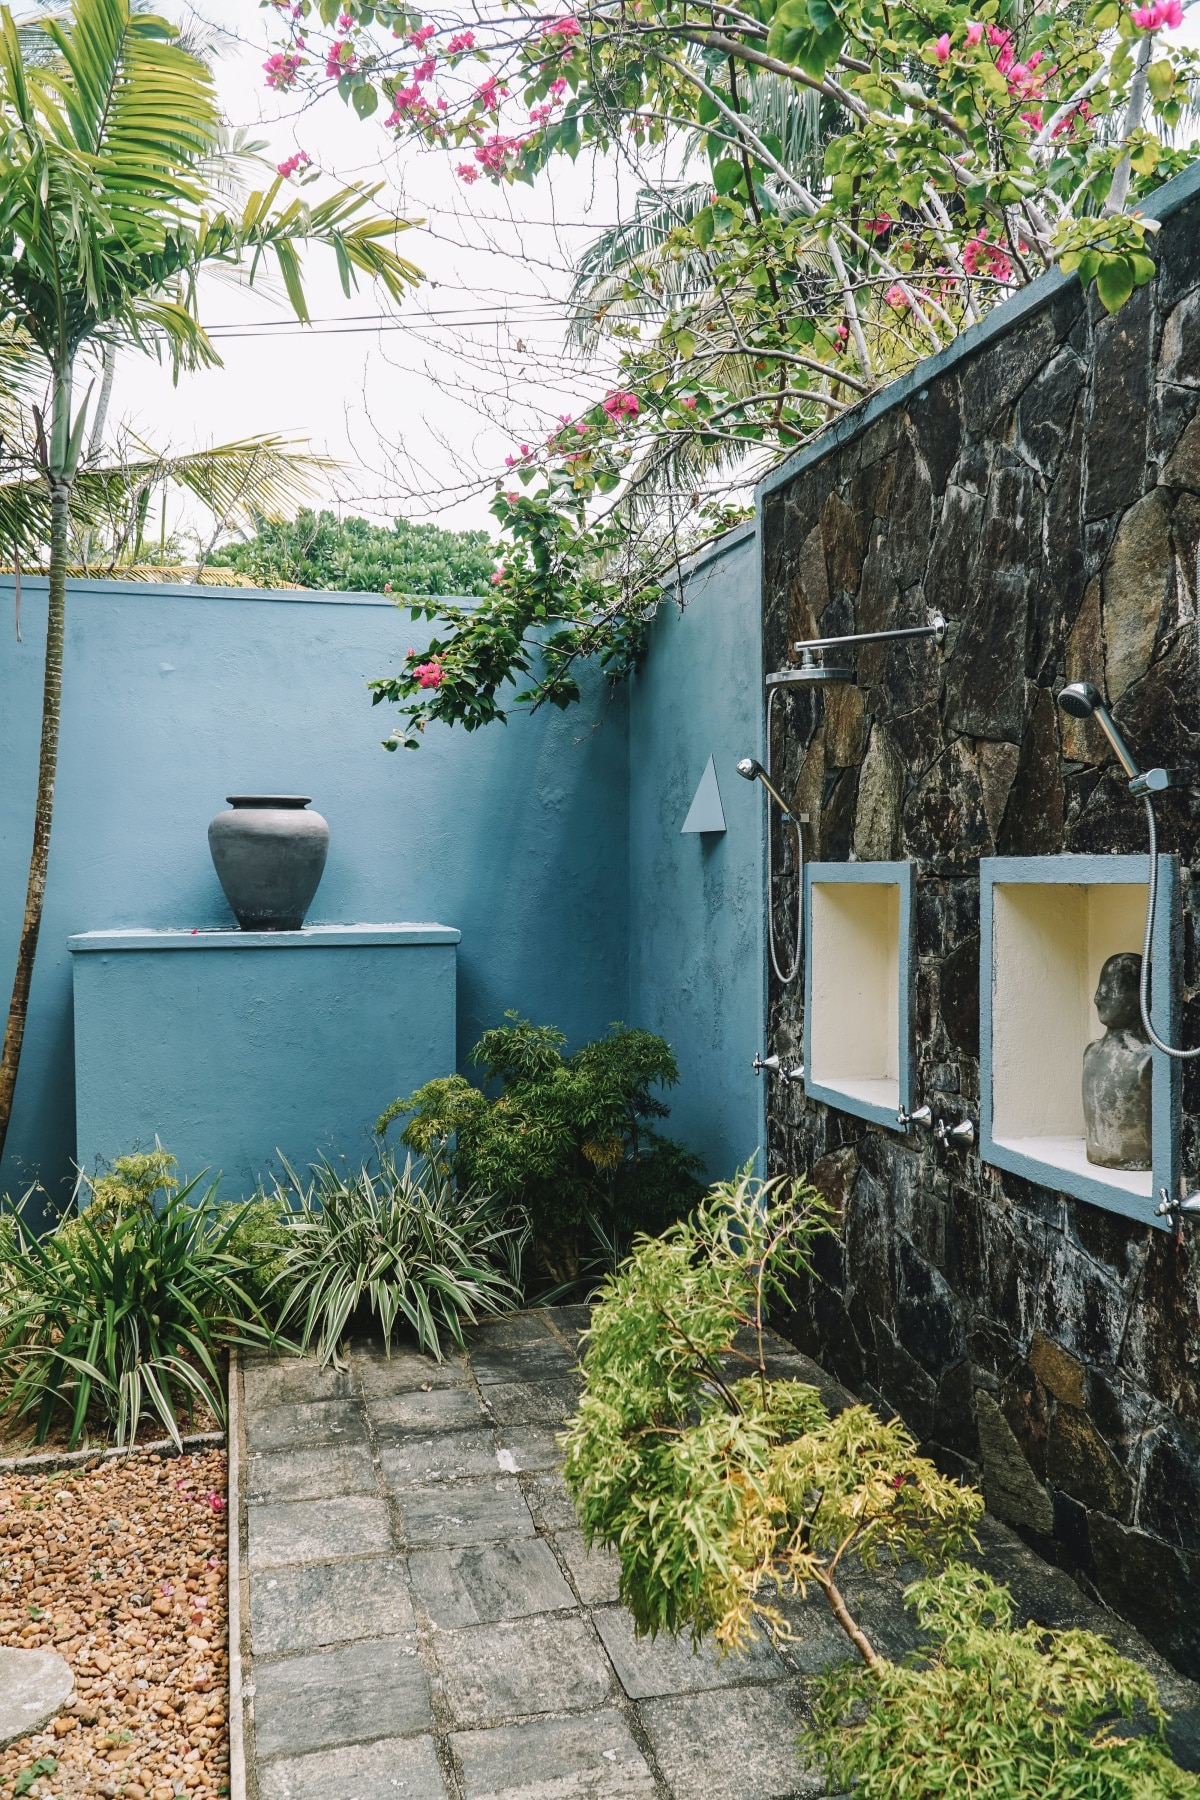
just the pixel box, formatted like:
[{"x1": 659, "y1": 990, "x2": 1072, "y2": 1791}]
[{"x1": 234, "y1": 1309, "x2": 1200, "y2": 1799}]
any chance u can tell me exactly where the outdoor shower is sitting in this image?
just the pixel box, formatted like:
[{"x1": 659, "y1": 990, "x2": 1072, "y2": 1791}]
[
  {"x1": 1055, "y1": 680, "x2": 1194, "y2": 1062},
  {"x1": 738, "y1": 612, "x2": 949, "y2": 990}
]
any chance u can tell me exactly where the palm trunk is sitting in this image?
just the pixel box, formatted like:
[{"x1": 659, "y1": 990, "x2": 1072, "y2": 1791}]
[{"x1": 0, "y1": 450, "x2": 70, "y2": 1166}]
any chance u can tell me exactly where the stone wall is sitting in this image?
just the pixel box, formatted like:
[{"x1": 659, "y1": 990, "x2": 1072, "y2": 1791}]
[{"x1": 760, "y1": 165, "x2": 1200, "y2": 1675}]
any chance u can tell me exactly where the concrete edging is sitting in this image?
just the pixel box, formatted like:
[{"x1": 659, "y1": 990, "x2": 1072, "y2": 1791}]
[
  {"x1": 227, "y1": 1348, "x2": 250, "y2": 1800},
  {"x1": 0, "y1": 1430, "x2": 226, "y2": 1478}
]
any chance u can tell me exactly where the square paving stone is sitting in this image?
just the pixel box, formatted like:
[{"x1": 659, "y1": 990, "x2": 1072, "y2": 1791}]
[
  {"x1": 521, "y1": 1472, "x2": 579, "y2": 1534},
  {"x1": 772, "y1": 1589, "x2": 857, "y2": 1677},
  {"x1": 592, "y1": 1605, "x2": 787, "y2": 1699},
  {"x1": 369, "y1": 1387, "x2": 486, "y2": 1438},
  {"x1": 244, "y1": 1443, "x2": 378, "y2": 1505},
  {"x1": 397, "y1": 1480, "x2": 534, "y2": 1548},
  {"x1": 550, "y1": 1530, "x2": 623, "y2": 1606},
  {"x1": 378, "y1": 1431, "x2": 504, "y2": 1489},
  {"x1": 433, "y1": 1615, "x2": 613, "y2": 1726},
  {"x1": 468, "y1": 1339, "x2": 577, "y2": 1386},
  {"x1": 479, "y1": 1380, "x2": 581, "y2": 1428},
  {"x1": 258, "y1": 1732, "x2": 447, "y2": 1800},
  {"x1": 638, "y1": 1682, "x2": 819, "y2": 1800},
  {"x1": 252, "y1": 1634, "x2": 431, "y2": 1760},
  {"x1": 246, "y1": 1399, "x2": 368, "y2": 1454},
  {"x1": 242, "y1": 1355, "x2": 354, "y2": 1413},
  {"x1": 408, "y1": 1540, "x2": 576, "y2": 1627},
  {"x1": 464, "y1": 1313, "x2": 558, "y2": 1351},
  {"x1": 248, "y1": 1496, "x2": 394, "y2": 1570},
  {"x1": 451, "y1": 1708, "x2": 656, "y2": 1799},
  {"x1": 251, "y1": 1555, "x2": 415, "y2": 1655},
  {"x1": 356, "y1": 1349, "x2": 470, "y2": 1398},
  {"x1": 493, "y1": 1425, "x2": 565, "y2": 1472}
]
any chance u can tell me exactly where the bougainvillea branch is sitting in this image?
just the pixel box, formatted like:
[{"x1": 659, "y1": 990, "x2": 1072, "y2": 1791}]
[{"x1": 270, "y1": 0, "x2": 1200, "y2": 738}]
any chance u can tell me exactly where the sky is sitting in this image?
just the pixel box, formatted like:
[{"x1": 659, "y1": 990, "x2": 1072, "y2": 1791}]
[
  {"x1": 113, "y1": 0, "x2": 644, "y2": 543},
  {"x1": 92, "y1": 3, "x2": 1200, "y2": 551}
]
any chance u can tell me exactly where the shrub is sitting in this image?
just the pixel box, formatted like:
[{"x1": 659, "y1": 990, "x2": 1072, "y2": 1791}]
[
  {"x1": 378, "y1": 1014, "x2": 705, "y2": 1286},
  {"x1": 0, "y1": 1178, "x2": 273, "y2": 1449},
  {"x1": 262, "y1": 1149, "x2": 522, "y2": 1366},
  {"x1": 561, "y1": 1166, "x2": 982, "y2": 1654},
  {"x1": 807, "y1": 1560, "x2": 1200, "y2": 1799}
]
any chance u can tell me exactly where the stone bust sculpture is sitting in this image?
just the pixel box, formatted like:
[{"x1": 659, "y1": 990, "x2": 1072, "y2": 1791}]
[{"x1": 1083, "y1": 952, "x2": 1152, "y2": 1171}]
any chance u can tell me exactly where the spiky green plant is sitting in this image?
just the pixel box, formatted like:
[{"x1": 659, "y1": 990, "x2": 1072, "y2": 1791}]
[
  {"x1": 806, "y1": 1560, "x2": 1200, "y2": 1799},
  {"x1": 0, "y1": 1178, "x2": 273, "y2": 1448},
  {"x1": 264, "y1": 1150, "x2": 523, "y2": 1367}
]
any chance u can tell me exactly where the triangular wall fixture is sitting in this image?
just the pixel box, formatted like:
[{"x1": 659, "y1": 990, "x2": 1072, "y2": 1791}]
[{"x1": 681, "y1": 754, "x2": 727, "y2": 834}]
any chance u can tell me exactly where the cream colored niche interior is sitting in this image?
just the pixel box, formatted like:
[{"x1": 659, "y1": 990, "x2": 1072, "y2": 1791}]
[
  {"x1": 810, "y1": 880, "x2": 901, "y2": 1112},
  {"x1": 990, "y1": 881, "x2": 1150, "y2": 1198}
]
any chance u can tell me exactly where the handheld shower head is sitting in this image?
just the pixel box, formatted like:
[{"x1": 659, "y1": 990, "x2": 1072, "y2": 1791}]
[
  {"x1": 735, "y1": 756, "x2": 792, "y2": 817},
  {"x1": 1056, "y1": 682, "x2": 1141, "y2": 779}
]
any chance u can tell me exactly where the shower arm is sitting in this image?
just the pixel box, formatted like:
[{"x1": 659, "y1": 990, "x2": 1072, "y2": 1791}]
[{"x1": 791, "y1": 615, "x2": 947, "y2": 657}]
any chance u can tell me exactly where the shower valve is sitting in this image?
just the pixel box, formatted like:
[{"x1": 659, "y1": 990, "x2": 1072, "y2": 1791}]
[
  {"x1": 1155, "y1": 1186, "x2": 1200, "y2": 1231},
  {"x1": 752, "y1": 1053, "x2": 781, "y2": 1076},
  {"x1": 935, "y1": 1117, "x2": 975, "y2": 1148},
  {"x1": 897, "y1": 1104, "x2": 932, "y2": 1130}
]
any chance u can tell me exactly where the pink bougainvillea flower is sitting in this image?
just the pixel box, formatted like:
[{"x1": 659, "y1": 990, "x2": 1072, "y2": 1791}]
[
  {"x1": 207, "y1": 1493, "x2": 226, "y2": 1514},
  {"x1": 412, "y1": 660, "x2": 444, "y2": 688},
  {"x1": 681, "y1": 395, "x2": 697, "y2": 409},
  {"x1": 408, "y1": 22, "x2": 436, "y2": 44},
  {"x1": 965, "y1": 20, "x2": 983, "y2": 45},
  {"x1": 325, "y1": 41, "x2": 356, "y2": 77},
  {"x1": 446, "y1": 29, "x2": 475, "y2": 51},
  {"x1": 546, "y1": 15, "x2": 581, "y2": 36},
  {"x1": 456, "y1": 163, "x2": 480, "y2": 183},
  {"x1": 963, "y1": 230, "x2": 1013, "y2": 283},
  {"x1": 507, "y1": 491, "x2": 520, "y2": 504},
  {"x1": 277, "y1": 150, "x2": 310, "y2": 178},
  {"x1": 885, "y1": 284, "x2": 909, "y2": 309},
  {"x1": 263, "y1": 51, "x2": 302, "y2": 89},
  {"x1": 337, "y1": 11, "x2": 353, "y2": 30},
  {"x1": 601, "y1": 389, "x2": 639, "y2": 420},
  {"x1": 863, "y1": 213, "x2": 892, "y2": 238},
  {"x1": 934, "y1": 32, "x2": 950, "y2": 62}
]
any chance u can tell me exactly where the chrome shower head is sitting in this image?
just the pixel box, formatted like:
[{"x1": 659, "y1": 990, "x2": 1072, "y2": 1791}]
[
  {"x1": 765, "y1": 653, "x2": 854, "y2": 688},
  {"x1": 1057, "y1": 680, "x2": 1103, "y2": 719},
  {"x1": 735, "y1": 756, "x2": 792, "y2": 816},
  {"x1": 1056, "y1": 681, "x2": 1141, "y2": 779}
]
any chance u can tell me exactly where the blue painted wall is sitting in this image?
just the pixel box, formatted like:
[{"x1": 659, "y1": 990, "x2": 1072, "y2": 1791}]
[
  {"x1": 0, "y1": 533, "x2": 766, "y2": 1213},
  {"x1": 0, "y1": 577, "x2": 630, "y2": 1209},
  {"x1": 70, "y1": 927, "x2": 460, "y2": 1194},
  {"x1": 626, "y1": 523, "x2": 766, "y2": 1180}
]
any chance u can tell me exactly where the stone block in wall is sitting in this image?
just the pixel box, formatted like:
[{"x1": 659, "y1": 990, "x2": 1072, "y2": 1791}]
[
  {"x1": 996, "y1": 686, "x2": 1066, "y2": 855},
  {"x1": 1018, "y1": 346, "x2": 1088, "y2": 482},
  {"x1": 852, "y1": 724, "x2": 903, "y2": 861},
  {"x1": 1101, "y1": 487, "x2": 1173, "y2": 701},
  {"x1": 819, "y1": 488, "x2": 865, "y2": 601},
  {"x1": 960, "y1": 305, "x2": 1062, "y2": 438},
  {"x1": 1062, "y1": 579, "x2": 1107, "y2": 762},
  {"x1": 1047, "y1": 1406, "x2": 1134, "y2": 1521},
  {"x1": 1090, "y1": 1516, "x2": 1200, "y2": 1675},
  {"x1": 943, "y1": 463, "x2": 1041, "y2": 741},
  {"x1": 1084, "y1": 284, "x2": 1153, "y2": 520},
  {"x1": 1028, "y1": 1330, "x2": 1085, "y2": 1406},
  {"x1": 906, "y1": 375, "x2": 962, "y2": 494},
  {"x1": 975, "y1": 1388, "x2": 1055, "y2": 1535},
  {"x1": 1165, "y1": 414, "x2": 1200, "y2": 493}
]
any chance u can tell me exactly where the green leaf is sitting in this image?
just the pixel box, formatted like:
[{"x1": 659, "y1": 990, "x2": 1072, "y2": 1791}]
[
  {"x1": 806, "y1": 0, "x2": 838, "y2": 29},
  {"x1": 1147, "y1": 58, "x2": 1176, "y2": 103},
  {"x1": 1095, "y1": 253, "x2": 1135, "y2": 314},
  {"x1": 352, "y1": 80, "x2": 379, "y2": 118},
  {"x1": 1129, "y1": 252, "x2": 1157, "y2": 288},
  {"x1": 693, "y1": 205, "x2": 715, "y2": 249},
  {"x1": 711, "y1": 158, "x2": 743, "y2": 195}
]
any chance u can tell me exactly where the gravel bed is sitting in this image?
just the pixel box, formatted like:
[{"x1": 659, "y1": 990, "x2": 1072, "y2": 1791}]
[{"x1": 0, "y1": 1449, "x2": 229, "y2": 1800}]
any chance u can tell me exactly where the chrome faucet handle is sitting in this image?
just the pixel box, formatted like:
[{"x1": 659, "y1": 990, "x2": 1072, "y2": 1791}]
[
  {"x1": 1156, "y1": 1185, "x2": 1200, "y2": 1228},
  {"x1": 783, "y1": 1063, "x2": 805, "y2": 1084},
  {"x1": 934, "y1": 1116, "x2": 974, "y2": 1146},
  {"x1": 897, "y1": 1104, "x2": 932, "y2": 1130},
  {"x1": 752, "y1": 1053, "x2": 781, "y2": 1077}
]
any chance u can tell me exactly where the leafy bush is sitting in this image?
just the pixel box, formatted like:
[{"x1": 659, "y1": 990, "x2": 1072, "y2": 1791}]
[
  {"x1": 262, "y1": 1149, "x2": 522, "y2": 1366},
  {"x1": 378, "y1": 1014, "x2": 705, "y2": 1286},
  {"x1": 211, "y1": 508, "x2": 497, "y2": 597},
  {"x1": 78, "y1": 1147, "x2": 180, "y2": 1224},
  {"x1": 562, "y1": 1167, "x2": 982, "y2": 1654},
  {"x1": 0, "y1": 1179, "x2": 273, "y2": 1449},
  {"x1": 807, "y1": 1560, "x2": 1200, "y2": 1799}
]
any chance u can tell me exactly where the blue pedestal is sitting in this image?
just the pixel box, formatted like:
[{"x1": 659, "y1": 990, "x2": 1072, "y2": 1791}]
[{"x1": 68, "y1": 924, "x2": 459, "y2": 1195}]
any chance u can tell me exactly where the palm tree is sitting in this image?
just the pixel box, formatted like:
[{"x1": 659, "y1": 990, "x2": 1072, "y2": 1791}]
[{"x1": 0, "y1": 0, "x2": 421, "y2": 1166}]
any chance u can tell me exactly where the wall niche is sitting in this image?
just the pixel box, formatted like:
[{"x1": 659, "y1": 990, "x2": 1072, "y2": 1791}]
[
  {"x1": 980, "y1": 853, "x2": 1181, "y2": 1227},
  {"x1": 803, "y1": 860, "x2": 915, "y2": 1131}
]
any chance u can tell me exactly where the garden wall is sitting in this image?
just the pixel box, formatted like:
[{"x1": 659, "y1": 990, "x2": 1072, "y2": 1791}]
[
  {"x1": 0, "y1": 578, "x2": 630, "y2": 1214},
  {"x1": 628, "y1": 521, "x2": 766, "y2": 1181},
  {"x1": 0, "y1": 535, "x2": 767, "y2": 1218},
  {"x1": 759, "y1": 160, "x2": 1200, "y2": 1674}
]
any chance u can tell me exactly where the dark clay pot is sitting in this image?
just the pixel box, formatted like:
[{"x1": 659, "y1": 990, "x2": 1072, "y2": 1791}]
[{"x1": 208, "y1": 796, "x2": 330, "y2": 931}]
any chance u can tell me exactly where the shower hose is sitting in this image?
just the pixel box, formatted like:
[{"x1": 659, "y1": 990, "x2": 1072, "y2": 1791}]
[
  {"x1": 1140, "y1": 796, "x2": 1200, "y2": 1058},
  {"x1": 766, "y1": 683, "x2": 803, "y2": 986}
]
